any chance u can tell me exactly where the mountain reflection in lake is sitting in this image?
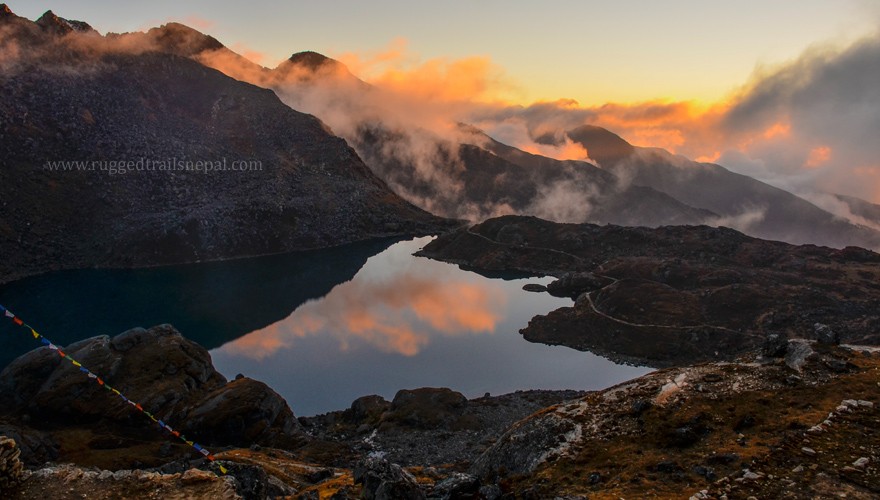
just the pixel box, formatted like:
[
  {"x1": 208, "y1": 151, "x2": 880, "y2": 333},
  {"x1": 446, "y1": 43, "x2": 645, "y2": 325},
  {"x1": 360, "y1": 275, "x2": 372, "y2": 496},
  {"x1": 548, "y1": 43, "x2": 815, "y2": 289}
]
[
  {"x1": 0, "y1": 237, "x2": 398, "y2": 367},
  {"x1": 211, "y1": 237, "x2": 650, "y2": 415}
]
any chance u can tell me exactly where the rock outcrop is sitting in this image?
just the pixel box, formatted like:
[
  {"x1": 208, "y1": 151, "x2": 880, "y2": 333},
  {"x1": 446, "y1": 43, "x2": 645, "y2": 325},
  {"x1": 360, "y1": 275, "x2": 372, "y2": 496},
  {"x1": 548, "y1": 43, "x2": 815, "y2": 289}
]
[
  {"x1": 353, "y1": 457, "x2": 425, "y2": 500},
  {"x1": 420, "y1": 215, "x2": 880, "y2": 366},
  {"x1": 470, "y1": 343, "x2": 880, "y2": 498},
  {"x1": 0, "y1": 325, "x2": 305, "y2": 464}
]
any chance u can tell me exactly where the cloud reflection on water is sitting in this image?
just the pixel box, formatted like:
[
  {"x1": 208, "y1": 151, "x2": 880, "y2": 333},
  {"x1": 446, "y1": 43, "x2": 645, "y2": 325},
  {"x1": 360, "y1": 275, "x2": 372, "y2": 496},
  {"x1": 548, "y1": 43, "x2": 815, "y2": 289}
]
[{"x1": 221, "y1": 246, "x2": 507, "y2": 359}]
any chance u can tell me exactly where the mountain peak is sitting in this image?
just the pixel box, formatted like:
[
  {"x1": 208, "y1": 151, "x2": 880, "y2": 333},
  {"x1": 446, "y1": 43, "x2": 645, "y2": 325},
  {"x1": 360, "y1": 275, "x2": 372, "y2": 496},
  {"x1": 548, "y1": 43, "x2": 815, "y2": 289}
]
[
  {"x1": 566, "y1": 125, "x2": 635, "y2": 166},
  {"x1": 35, "y1": 9, "x2": 94, "y2": 35},
  {"x1": 285, "y1": 51, "x2": 338, "y2": 71},
  {"x1": 0, "y1": 4, "x2": 13, "y2": 16},
  {"x1": 146, "y1": 22, "x2": 225, "y2": 56}
]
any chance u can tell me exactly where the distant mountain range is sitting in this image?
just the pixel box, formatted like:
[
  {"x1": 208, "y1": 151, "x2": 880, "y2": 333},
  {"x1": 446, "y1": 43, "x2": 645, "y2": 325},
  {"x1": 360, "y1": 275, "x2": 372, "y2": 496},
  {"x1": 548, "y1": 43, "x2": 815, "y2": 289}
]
[
  {"x1": 251, "y1": 46, "x2": 880, "y2": 249},
  {"x1": 0, "y1": 7, "x2": 447, "y2": 283}
]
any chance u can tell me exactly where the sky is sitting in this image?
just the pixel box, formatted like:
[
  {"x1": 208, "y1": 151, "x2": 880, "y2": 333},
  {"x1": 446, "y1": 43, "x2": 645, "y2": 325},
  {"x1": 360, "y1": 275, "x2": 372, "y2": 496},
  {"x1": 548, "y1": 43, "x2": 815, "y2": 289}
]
[{"x1": 9, "y1": 1, "x2": 878, "y2": 105}]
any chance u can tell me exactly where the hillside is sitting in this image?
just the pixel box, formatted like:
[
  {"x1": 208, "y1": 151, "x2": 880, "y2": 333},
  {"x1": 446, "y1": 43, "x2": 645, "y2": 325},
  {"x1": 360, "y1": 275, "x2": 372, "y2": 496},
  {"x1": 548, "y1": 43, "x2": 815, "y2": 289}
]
[
  {"x1": 0, "y1": 325, "x2": 877, "y2": 499},
  {"x1": 569, "y1": 125, "x2": 880, "y2": 249},
  {"x1": 420, "y1": 215, "x2": 880, "y2": 366},
  {"x1": 0, "y1": 8, "x2": 448, "y2": 284}
]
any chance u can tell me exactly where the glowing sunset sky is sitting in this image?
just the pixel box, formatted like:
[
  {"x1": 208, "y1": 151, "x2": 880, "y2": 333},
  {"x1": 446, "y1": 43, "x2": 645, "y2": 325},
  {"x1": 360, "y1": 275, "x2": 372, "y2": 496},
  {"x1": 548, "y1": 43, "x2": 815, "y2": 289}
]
[{"x1": 10, "y1": 0, "x2": 879, "y2": 105}]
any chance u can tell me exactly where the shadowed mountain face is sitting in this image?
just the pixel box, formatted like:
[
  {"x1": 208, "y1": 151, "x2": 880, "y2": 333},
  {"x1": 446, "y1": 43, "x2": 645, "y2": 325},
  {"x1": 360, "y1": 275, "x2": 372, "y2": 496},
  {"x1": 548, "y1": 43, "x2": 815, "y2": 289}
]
[
  {"x1": 835, "y1": 194, "x2": 880, "y2": 229},
  {"x1": 0, "y1": 9, "x2": 448, "y2": 284},
  {"x1": 351, "y1": 124, "x2": 716, "y2": 226}
]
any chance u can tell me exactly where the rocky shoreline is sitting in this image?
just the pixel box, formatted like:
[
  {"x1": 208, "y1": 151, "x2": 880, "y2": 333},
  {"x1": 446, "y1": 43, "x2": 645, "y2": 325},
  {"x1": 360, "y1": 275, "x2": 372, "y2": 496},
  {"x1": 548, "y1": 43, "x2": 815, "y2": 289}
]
[
  {"x1": 419, "y1": 216, "x2": 880, "y2": 367},
  {"x1": 0, "y1": 323, "x2": 877, "y2": 498}
]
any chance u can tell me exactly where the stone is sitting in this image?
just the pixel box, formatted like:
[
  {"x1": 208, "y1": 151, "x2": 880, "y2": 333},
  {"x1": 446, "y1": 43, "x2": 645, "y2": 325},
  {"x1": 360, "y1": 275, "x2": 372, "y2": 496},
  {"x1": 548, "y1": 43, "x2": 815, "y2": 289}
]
[
  {"x1": 350, "y1": 395, "x2": 391, "y2": 422},
  {"x1": 353, "y1": 458, "x2": 425, "y2": 500},
  {"x1": 181, "y1": 376, "x2": 304, "y2": 448},
  {"x1": 741, "y1": 470, "x2": 762, "y2": 480},
  {"x1": 0, "y1": 325, "x2": 226, "y2": 425},
  {"x1": 430, "y1": 472, "x2": 480, "y2": 499},
  {"x1": 478, "y1": 484, "x2": 502, "y2": 500},
  {"x1": 814, "y1": 323, "x2": 839, "y2": 345},
  {"x1": 853, "y1": 457, "x2": 870, "y2": 469},
  {"x1": 522, "y1": 283, "x2": 548, "y2": 293},
  {"x1": 383, "y1": 388, "x2": 468, "y2": 430},
  {"x1": 761, "y1": 334, "x2": 788, "y2": 358},
  {"x1": 801, "y1": 447, "x2": 816, "y2": 456},
  {"x1": 693, "y1": 465, "x2": 716, "y2": 481},
  {"x1": 784, "y1": 341, "x2": 815, "y2": 372}
]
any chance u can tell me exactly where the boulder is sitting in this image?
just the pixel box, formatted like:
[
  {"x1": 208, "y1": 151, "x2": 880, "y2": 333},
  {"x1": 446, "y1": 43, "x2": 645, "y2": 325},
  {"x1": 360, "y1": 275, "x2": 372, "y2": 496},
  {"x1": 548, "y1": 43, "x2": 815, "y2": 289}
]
[
  {"x1": 814, "y1": 323, "x2": 839, "y2": 345},
  {"x1": 182, "y1": 377, "x2": 304, "y2": 448},
  {"x1": 0, "y1": 325, "x2": 305, "y2": 455},
  {"x1": 383, "y1": 388, "x2": 468, "y2": 430},
  {"x1": 430, "y1": 472, "x2": 480, "y2": 499},
  {"x1": 353, "y1": 458, "x2": 425, "y2": 500},
  {"x1": 784, "y1": 340, "x2": 816, "y2": 372},
  {"x1": 762, "y1": 334, "x2": 788, "y2": 358},
  {"x1": 350, "y1": 395, "x2": 390, "y2": 423},
  {"x1": 0, "y1": 325, "x2": 227, "y2": 423},
  {"x1": 0, "y1": 423, "x2": 57, "y2": 465}
]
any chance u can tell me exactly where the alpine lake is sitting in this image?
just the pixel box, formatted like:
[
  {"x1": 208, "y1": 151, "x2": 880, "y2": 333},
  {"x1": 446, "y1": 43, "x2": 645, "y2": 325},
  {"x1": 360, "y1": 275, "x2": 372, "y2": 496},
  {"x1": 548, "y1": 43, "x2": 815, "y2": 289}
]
[{"x1": 0, "y1": 237, "x2": 650, "y2": 416}]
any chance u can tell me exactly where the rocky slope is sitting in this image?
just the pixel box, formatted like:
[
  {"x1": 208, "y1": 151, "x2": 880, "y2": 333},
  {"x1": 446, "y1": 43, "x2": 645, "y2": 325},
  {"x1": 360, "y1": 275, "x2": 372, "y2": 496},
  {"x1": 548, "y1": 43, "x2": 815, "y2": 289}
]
[
  {"x1": 0, "y1": 7, "x2": 449, "y2": 284},
  {"x1": 419, "y1": 215, "x2": 880, "y2": 367},
  {"x1": 472, "y1": 341, "x2": 880, "y2": 499},
  {"x1": 0, "y1": 325, "x2": 877, "y2": 499}
]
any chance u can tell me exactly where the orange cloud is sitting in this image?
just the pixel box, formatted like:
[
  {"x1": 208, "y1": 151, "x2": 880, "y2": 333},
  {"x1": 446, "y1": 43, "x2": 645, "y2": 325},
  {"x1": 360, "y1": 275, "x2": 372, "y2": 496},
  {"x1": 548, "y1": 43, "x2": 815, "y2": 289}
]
[
  {"x1": 334, "y1": 39, "x2": 512, "y2": 103},
  {"x1": 228, "y1": 43, "x2": 265, "y2": 65},
  {"x1": 762, "y1": 121, "x2": 791, "y2": 139},
  {"x1": 804, "y1": 146, "x2": 832, "y2": 168},
  {"x1": 520, "y1": 140, "x2": 590, "y2": 161}
]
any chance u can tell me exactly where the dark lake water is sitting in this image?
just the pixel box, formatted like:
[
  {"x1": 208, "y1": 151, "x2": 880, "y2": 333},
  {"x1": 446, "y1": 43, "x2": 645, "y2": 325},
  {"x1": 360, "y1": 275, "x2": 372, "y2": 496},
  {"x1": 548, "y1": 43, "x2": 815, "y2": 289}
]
[{"x1": 0, "y1": 237, "x2": 650, "y2": 416}]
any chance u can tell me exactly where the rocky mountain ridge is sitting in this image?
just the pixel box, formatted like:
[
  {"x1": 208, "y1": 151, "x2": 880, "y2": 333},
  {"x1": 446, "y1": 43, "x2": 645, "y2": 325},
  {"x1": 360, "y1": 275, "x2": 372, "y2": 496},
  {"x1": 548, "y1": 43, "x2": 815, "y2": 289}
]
[{"x1": 0, "y1": 6, "x2": 451, "y2": 285}]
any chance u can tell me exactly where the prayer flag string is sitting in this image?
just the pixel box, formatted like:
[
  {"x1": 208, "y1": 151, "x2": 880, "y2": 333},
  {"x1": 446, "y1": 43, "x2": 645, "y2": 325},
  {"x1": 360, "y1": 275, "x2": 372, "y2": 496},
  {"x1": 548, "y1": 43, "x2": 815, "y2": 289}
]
[{"x1": 0, "y1": 304, "x2": 227, "y2": 474}]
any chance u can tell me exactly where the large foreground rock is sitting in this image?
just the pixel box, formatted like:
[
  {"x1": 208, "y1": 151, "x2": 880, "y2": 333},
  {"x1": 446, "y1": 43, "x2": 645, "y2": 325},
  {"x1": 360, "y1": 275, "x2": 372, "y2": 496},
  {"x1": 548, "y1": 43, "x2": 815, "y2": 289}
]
[{"x1": 0, "y1": 325, "x2": 305, "y2": 462}]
